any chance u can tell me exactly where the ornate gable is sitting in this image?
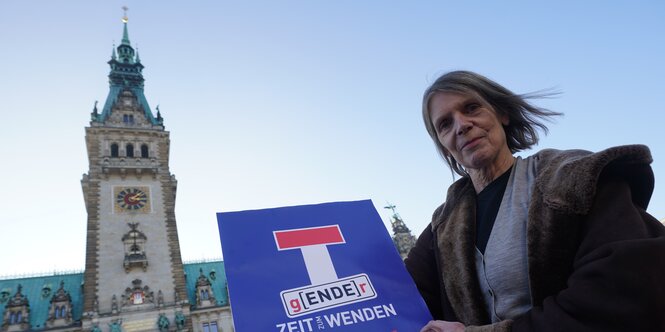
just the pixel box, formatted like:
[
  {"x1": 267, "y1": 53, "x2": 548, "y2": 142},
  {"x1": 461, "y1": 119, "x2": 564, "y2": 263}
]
[
  {"x1": 45, "y1": 281, "x2": 73, "y2": 328},
  {"x1": 1, "y1": 285, "x2": 30, "y2": 332},
  {"x1": 194, "y1": 269, "x2": 216, "y2": 308}
]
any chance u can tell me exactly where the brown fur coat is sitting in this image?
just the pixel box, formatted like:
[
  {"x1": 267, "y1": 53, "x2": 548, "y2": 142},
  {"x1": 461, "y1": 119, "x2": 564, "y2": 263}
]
[{"x1": 405, "y1": 145, "x2": 665, "y2": 331}]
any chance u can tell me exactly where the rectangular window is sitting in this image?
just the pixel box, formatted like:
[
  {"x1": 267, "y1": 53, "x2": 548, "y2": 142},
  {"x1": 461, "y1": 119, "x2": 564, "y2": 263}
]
[{"x1": 202, "y1": 322, "x2": 218, "y2": 332}]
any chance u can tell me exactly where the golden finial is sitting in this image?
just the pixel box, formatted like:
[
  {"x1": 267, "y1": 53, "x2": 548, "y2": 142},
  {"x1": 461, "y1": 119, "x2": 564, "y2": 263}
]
[{"x1": 122, "y1": 6, "x2": 129, "y2": 23}]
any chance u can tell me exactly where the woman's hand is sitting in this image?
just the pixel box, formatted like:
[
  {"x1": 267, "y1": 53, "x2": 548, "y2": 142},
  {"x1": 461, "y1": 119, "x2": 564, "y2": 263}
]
[{"x1": 420, "y1": 320, "x2": 465, "y2": 332}]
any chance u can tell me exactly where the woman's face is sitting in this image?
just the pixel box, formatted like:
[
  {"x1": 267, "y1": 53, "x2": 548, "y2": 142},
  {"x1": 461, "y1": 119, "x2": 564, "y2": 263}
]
[{"x1": 428, "y1": 91, "x2": 513, "y2": 174}]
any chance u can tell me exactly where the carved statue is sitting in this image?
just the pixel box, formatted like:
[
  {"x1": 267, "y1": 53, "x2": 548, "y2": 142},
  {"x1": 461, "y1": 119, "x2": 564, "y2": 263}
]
[
  {"x1": 108, "y1": 319, "x2": 122, "y2": 332},
  {"x1": 122, "y1": 287, "x2": 132, "y2": 307},
  {"x1": 111, "y1": 294, "x2": 118, "y2": 312},
  {"x1": 145, "y1": 288, "x2": 154, "y2": 304},
  {"x1": 157, "y1": 314, "x2": 170, "y2": 331},
  {"x1": 90, "y1": 324, "x2": 102, "y2": 332},
  {"x1": 92, "y1": 295, "x2": 99, "y2": 313},
  {"x1": 174, "y1": 288, "x2": 180, "y2": 303},
  {"x1": 175, "y1": 311, "x2": 186, "y2": 331},
  {"x1": 157, "y1": 289, "x2": 164, "y2": 307},
  {"x1": 91, "y1": 100, "x2": 99, "y2": 120}
]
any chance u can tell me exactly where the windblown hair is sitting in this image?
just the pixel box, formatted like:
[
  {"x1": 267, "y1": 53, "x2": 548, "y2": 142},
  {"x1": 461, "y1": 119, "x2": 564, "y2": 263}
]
[{"x1": 422, "y1": 70, "x2": 562, "y2": 176}]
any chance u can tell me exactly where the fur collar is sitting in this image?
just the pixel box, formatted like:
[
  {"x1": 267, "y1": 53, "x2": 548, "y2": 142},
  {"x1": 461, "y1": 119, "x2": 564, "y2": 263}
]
[{"x1": 535, "y1": 145, "x2": 653, "y2": 214}]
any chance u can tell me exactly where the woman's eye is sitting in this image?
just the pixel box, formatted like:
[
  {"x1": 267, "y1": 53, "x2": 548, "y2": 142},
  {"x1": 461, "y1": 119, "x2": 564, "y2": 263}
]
[
  {"x1": 464, "y1": 103, "x2": 480, "y2": 113},
  {"x1": 438, "y1": 119, "x2": 451, "y2": 132}
]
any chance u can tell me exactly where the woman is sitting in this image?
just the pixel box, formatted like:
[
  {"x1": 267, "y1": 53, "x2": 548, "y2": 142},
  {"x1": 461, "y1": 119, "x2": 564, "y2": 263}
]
[{"x1": 405, "y1": 71, "x2": 665, "y2": 331}]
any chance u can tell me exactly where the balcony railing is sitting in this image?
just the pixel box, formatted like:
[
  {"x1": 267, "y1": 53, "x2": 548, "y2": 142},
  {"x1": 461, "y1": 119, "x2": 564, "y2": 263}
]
[{"x1": 101, "y1": 157, "x2": 159, "y2": 176}]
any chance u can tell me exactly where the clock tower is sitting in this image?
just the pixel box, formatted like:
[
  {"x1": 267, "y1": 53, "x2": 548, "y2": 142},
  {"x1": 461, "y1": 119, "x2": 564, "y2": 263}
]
[{"x1": 80, "y1": 13, "x2": 190, "y2": 331}]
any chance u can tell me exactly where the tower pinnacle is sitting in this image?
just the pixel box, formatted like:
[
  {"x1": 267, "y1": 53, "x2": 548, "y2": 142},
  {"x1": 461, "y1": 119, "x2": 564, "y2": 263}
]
[{"x1": 121, "y1": 7, "x2": 131, "y2": 46}]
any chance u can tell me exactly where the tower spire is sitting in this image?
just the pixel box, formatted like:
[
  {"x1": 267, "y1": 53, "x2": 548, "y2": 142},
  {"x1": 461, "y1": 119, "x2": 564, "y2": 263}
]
[
  {"x1": 121, "y1": 6, "x2": 131, "y2": 46},
  {"x1": 93, "y1": 10, "x2": 161, "y2": 127}
]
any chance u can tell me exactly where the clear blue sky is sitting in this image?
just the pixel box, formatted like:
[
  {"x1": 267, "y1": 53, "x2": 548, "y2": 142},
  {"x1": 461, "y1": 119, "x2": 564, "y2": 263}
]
[{"x1": 1, "y1": 1, "x2": 663, "y2": 276}]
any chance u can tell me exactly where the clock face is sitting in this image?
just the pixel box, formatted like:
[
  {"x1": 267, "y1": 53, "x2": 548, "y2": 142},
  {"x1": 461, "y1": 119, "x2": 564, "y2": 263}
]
[{"x1": 114, "y1": 187, "x2": 150, "y2": 212}]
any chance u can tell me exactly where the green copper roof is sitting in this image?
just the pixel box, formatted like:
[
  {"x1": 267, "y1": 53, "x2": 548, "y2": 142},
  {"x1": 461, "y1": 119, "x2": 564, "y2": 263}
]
[
  {"x1": 93, "y1": 20, "x2": 162, "y2": 126},
  {"x1": 183, "y1": 261, "x2": 229, "y2": 308},
  {"x1": 0, "y1": 261, "x2": 229, "y2": 331},
  {"x1": 0, "y1": 261, "x2": 229, "y2": 329},
  {"x1": 0, "y1": 273, "x2": 83, "y2": 330},
  {"x1": 121, "y1": 21, "x2": 131, "y2": 46},
  {"x1": 97, "y1": 86, "x2": 158, "y2": 125}
]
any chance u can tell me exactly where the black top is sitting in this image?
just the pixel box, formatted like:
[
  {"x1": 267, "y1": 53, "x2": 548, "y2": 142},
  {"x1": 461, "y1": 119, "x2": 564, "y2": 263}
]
[{"x1": 475, "y1": 167, "x2": 512, "y2": 254}]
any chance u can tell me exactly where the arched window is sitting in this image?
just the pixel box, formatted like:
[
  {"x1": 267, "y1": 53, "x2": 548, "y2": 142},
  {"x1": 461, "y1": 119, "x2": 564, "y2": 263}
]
[
  {"x1": 9, "y1": 312, "x2": 16, "y2": 324},
  {"x1": 141, "y1": 144, "x2": 149, "y2": 158},
  {"x1": 130, "y1": 243, "x2": 141, "y2": 255},
  {"x1": 111, "y1": 143, "x2": 119, "y2": 158},
  {"x1": 201, "y1": 289, "x2": 209, "y2": 300},
  {"x1": 126, "y1": 144, "x2": 134, "y2": 158}
]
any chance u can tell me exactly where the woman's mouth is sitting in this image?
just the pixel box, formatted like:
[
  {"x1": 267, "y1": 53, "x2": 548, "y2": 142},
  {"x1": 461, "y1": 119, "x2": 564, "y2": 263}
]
[{"x1": 461, "y1": 137, "x2": 482, "y2": 151}]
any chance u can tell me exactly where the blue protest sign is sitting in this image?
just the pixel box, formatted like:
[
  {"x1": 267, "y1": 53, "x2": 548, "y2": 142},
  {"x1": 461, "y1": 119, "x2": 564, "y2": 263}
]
[{"x1": 217, "y1": 200, "x2": 432, "y2": 331}]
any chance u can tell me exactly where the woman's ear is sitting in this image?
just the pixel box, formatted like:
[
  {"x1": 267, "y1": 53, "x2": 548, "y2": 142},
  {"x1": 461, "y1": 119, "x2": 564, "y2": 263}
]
[{"x1": 500, "y1": 113, "x2": 510, "y2": 126}]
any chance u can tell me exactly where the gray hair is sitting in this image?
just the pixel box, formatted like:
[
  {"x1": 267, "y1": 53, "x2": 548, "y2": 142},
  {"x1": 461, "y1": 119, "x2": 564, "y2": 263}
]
[{"x1": 422, "y1": 70, "x2": 562, "y2": 176}]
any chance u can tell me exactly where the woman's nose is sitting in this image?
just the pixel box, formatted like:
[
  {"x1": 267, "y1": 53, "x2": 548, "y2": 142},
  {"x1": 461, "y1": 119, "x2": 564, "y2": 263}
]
[{"x1": 455, "y1": 115, "x2": 472, "y2": 135}]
